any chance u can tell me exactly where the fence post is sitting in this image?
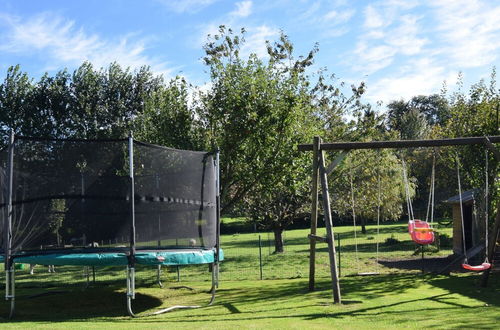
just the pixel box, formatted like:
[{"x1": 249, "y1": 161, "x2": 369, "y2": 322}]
[
  {"x1": 337, "y1": 233, "x2": 341, "y2": 277},
  {"x1": 267, "y1": 232, "x2": 271, "y2": 256},
  {"x1": 259, "y1": 235, "x2": 263, "y2": 280}
]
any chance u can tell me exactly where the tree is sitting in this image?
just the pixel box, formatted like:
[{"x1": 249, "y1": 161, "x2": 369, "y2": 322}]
[
  {"x1": 440, "y1": 70, "x2": 499, "y2": 223},
  {"x1": 200, "y1": 27, "x2": 320, "y2": 252},
  {"x1": 327, "y1": 110, "x2": 411, "y2": 234},
  {"x1": 0, "y1": 65, "x2": 35, "y2": 144},
  {"x1": 134, "y1": 76, "x2": 203, "y2": 150},
  {"x1": 0, "y1": 62, "x2": 163, "y2": 143},
  {"x1": 386, "y1": 94, "x2": 450, "y2": 137}
]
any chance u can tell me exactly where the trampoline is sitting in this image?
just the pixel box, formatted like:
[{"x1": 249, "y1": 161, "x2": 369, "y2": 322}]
[{"x1": 1, "y1": 133, "x2": 222, "y2": 318}]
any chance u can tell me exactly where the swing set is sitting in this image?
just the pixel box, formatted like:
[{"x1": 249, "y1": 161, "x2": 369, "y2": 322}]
[{"x1": 299, "y1": 135, "x2": 500, "y2": 304}]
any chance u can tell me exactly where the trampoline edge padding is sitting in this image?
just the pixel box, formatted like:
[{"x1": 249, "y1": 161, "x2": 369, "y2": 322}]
[{"x1": 4, "y1": 249, "x2": 224, "y2": 267}]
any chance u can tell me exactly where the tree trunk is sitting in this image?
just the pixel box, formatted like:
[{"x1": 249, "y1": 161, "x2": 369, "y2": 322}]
[
  {"x1": 273, "y1": 228, "x2": 284, "y2": 253},
  {"x1": 361, "y1": 217, "x2": 366, "y2": 234}
]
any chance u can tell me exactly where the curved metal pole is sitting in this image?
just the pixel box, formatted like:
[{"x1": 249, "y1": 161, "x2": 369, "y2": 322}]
[{"x1": 126, "y1": 265, "x2": 136, "y2": 317}]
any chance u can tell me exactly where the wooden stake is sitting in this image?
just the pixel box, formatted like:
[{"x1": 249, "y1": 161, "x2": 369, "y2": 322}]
[
  {"x1": 319, "y1": 150, "x2": 341, "y2": 304},
  {"x1": 308, "y1": 137, "x2": 320, "y2": 292}
]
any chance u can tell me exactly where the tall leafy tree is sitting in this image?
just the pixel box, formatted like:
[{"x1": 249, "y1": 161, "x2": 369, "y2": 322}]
[
  {"x1": 387, "y1": 94, "x2": 450, "y2": 137},
  {"x1": 441, "y1": 70, "x2": 499, "y2": 223},
  {"x1": 0, "y1": 62, "x2": 163, "y2": 143},
  {"x1": 200, "y1": 27, "x2": 320, "y2": 251},
  {"x1": 134, "y1": 76, "x2": 203, "y2": 150},
  {"x1": 328, "y1": 110, "x2": 411, "y2": 233}
]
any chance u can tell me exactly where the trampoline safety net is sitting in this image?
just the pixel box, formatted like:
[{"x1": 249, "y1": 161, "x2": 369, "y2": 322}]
[{"x1": 0, "y1": 137, "x2": 217, "y2": 255}]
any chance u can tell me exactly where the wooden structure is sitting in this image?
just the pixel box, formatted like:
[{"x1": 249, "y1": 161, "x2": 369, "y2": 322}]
[
  {"x1": 299, "y1": 136, "x2": 500, "y2": 303},
  {"x1": 444, "y1": 190, "x2": 482, "y2": 255}
]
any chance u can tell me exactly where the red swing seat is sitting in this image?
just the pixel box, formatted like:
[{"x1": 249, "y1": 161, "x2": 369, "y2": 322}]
[
  {"x1": 461, "y1": 262, "x2": 491, "y2": 272},
  {"x1": 408, "y1": 219, "x2": 435, "y2": 245}
]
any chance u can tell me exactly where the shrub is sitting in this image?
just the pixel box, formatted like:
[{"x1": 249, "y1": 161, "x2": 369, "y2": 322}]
[
  {"x1": 384, "y1": 235, "x2": 400, "y2": 246},
  {"x1": 438, "y1": 233, "x2": 452, "y2": 248}
]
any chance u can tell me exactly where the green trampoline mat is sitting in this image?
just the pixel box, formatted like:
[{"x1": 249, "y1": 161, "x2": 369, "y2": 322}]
[{"x1": 2, "y1": 249, "x2": 224, "y2": 267}]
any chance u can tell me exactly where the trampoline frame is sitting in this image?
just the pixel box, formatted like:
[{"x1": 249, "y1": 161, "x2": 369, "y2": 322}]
[{"x1": 2, "y1": 132, "x2": 222, "y2": 318}]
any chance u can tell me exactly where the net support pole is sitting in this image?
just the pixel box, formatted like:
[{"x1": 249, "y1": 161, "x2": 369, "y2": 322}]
[
  {"x1": 126, "y1": 133, "x2": 136, "y2": 317},
  {"x1": 308, "y1": 137, "x2": 320, "y2": 292},
  {"x1": 319, "y1": 148, "x2": 341, "y2": 304},
  {"x1": 128, "y1": 133, "x2": 136, "y2": 259},
  {"x1": 4, "y1": 130, "x2": 15, "y2": 319},
  {"x1": 214, "y1": 150, "x2": 221, "y2": 288}
]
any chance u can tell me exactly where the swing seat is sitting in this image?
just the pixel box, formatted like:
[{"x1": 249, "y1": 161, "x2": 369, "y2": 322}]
[
  {"x1": 413, "y1": 227, "x2": 434, "y2": 233},
  {"x1": 408, "y1": 220, "x2": 435, "y2": 245},
  {"x1": 461, "y1": 262, "x2": 491, "y2": 272}
]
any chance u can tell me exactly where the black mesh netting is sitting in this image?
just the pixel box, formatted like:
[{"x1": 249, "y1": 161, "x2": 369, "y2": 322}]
[{"x1": 0, "y1": 137, "x2": 217, "y2": 254}]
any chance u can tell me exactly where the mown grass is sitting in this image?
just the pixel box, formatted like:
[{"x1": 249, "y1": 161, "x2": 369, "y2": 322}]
[
  {"x1": 0, "y1": 274, "x2": 498, "y2": 328},
  {"x1": 220, "y1": 219, "x2": 454, "y2": 280},
  {"x1": 1, "y1": 218, "x2": 497, "y2": 328}
]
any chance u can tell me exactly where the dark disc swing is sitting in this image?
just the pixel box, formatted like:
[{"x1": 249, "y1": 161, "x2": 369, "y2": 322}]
[{"x1": 456, "y1": 153, "x2": 491, "y2": 272}]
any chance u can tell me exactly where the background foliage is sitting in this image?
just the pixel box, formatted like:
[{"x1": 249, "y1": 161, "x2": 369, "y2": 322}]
[{"x1": 0, "y1": 26, "x2": 498, "y2": 252}]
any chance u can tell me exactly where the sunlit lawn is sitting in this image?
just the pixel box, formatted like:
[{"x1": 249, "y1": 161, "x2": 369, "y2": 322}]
[
  {"x1": 0, "y1": 274, "x2": 498, "y2": 329},
  {"x1": 1, "y1": 219, "x2": 497, "y2": 328}
]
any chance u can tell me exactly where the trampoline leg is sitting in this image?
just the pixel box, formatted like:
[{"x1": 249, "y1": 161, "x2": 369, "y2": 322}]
[
  {"x1": 5, "y1": 267, "x2": 15, "y2": 319},
  {"x1": 157, "y1": 265, "x2": 163, "y2": 288},
  {"x1": 208, "y1": 262, "x2": 217, "y2": 306},
  {"x1": 126, "y1": 266, "x2": 137, "y2": 318},
  {"x1": 84, "y1": 266, "x2": 90, "y2": 289}
]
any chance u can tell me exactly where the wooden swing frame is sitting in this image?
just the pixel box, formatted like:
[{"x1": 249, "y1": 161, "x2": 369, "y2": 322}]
[{"x1": 299, "y1": 135, "x2": 500, "y2": 304}]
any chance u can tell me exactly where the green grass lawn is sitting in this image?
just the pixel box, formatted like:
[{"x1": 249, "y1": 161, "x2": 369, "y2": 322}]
[
  {"x1": 0, "y1": 274, "x2": 498, "y2": 328},
  {"x1": 220, "y1": 220, "x2": 454, "y2": 280},
  {"x1": 1, "y1": 219, "x2": 498, "y2": 328}
]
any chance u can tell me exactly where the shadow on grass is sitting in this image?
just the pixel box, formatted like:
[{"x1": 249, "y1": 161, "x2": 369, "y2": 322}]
[
  {"x1": 429, "y1": 273, "x2": 500, "y2": 306},
  {"x1": 0, "y1": 287, "x2": 162, "y2": 322},
  {"x1": 139, "y1": 274, "x2": 495, "y2": 328},
  {"x1": 378, "y1": 256, "x2": 455, "y2": 273}
]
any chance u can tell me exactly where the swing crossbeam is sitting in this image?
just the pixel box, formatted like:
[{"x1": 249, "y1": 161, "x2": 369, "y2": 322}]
[{"x1": 299, "y1": 136, "x2": 500, "y2": 151}]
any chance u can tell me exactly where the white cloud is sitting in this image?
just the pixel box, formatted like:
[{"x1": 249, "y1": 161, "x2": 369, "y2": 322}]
[
  {"x1": 364, "y1": 58, "x2": 449, "y2": 104},
  {"x1": 353, "y1": 3, "x2": 426, "y2": 74},
  {"x1": 231, "y1": 1, "x2": 253, "y2": 18},
  {"x1": 155, "y1": 0, "x2": 217, "y2": 14},
  {"x1": 322, "y1": 9, "x2": 355, "y2": 24},
  {"x1": 299, "y1": 1, "x2": 322, "y2": 21},
  {"x1": 430, "y1": 0, "x2": 500, "y2": 68},
  {"x1": 297, "y1": 2, "x2": 355, "y2": 39},
  {"x1": 0, "y1": 13, "x2": 176, "y2": 76},
  {"x1": 353, "y1": 42, "x2": 397, "y2": 75},
  {"x1": 385, "y1": 15, "x2": 427, "y2": 55},
  {"x1": 363, "y1": 5, "x2": 386, "y2": 29},
  {"x1": 240, "y1": 25, "x2": 279, "y2": 59},
  {"x1": 351, "y1": 0, "x2": 500, "y2": 104}
]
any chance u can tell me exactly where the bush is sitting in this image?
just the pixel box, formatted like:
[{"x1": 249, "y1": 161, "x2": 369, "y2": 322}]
[
  {"x1": 384, "y1": 235, "x2": 400, "y2": 246},
  {"x1": 438, "y1": 233, "x2": 452, "y2": 248}
]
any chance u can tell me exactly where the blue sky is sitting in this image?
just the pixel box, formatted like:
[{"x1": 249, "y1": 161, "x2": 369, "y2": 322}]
[{"x1": 0, "y1": 0, "x2": 499, "y2": 105}]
